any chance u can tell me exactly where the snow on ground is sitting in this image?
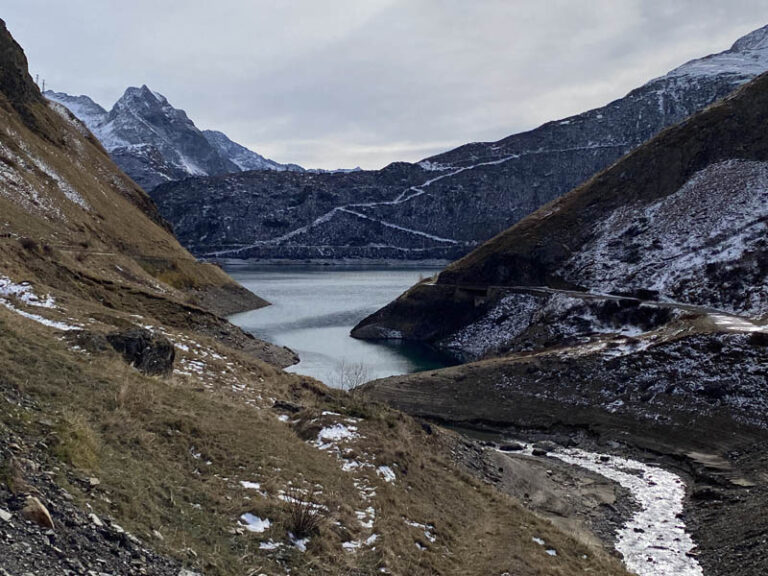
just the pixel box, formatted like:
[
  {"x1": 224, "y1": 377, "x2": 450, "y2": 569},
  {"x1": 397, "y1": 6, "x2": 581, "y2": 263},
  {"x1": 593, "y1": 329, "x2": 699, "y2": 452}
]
[
  {"x1": 418, "y1": 161, "x2": 453, "y2": 171},
  {"x1": 545, "y1": 447, "x2": 701, "y2": 576},
  {"x1": 238, "y1": 514, "x2": 271, "y2": 533},
  {"x1": 499, "y1": 443, "x2": 702, "y2": 575},
  {"x1": 441, "y1": 293, "x2": 539, "y2": 359},
  {"x1": 405, "y1": 519, "x2": 436, "y2": 543},
  {"x1": 315, "y1": 423, "x2": 359, "y2": 450},
  {"x1": 375, "y1": 465, "x2": 396, "y2": 483},
  {"x1": 0, "y1": 276, "x2": 56, "y2": 308},
  {"x1": 563, "y1": 160, "x2": 768, "y2": 315},
  {"x1": 0, "y1": 275, "x2": 79, "y2": 331},
  {"x1": 28, "y1": 155, "x2": 90, "y2": 210},
  {"x1": 666, "y1": 25, "x2": 768, "y2": 81}
]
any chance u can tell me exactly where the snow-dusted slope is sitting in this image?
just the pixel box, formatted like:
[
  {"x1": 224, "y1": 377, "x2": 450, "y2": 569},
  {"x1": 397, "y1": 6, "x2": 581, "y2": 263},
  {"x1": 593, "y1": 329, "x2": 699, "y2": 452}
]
[
  {"x1": 41, "y1": 91, "x2": 107, "y2": 130},
  {"x1": 45, "y1": 87, "x2": 301, "y2": 190},
  {"x1": 353, "y1": 59, "x2": 768, "y2": 355},
  {"x1": 562, "y1": 159, "x2": 768, "y2": 314}
]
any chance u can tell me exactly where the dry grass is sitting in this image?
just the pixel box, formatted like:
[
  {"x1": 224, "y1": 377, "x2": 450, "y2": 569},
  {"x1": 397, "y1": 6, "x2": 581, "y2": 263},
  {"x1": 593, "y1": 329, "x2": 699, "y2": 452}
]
[
  {"x1": 53, "y1": 409, "x2": 101, "y2": 470},
  {"x1": 0, "y1": 305, "x2": 630, "y2": 576}
]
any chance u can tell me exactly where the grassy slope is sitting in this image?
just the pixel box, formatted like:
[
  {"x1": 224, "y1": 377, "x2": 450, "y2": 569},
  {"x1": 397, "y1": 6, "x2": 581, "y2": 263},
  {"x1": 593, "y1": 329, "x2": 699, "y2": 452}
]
[{"x1": 0, "y1": 20, "x2": 626, "y2": 576}]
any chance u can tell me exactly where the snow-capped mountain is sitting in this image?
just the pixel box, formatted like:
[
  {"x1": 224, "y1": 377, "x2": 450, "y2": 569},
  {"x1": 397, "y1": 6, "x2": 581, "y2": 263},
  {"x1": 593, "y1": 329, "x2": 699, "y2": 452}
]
[
  {"x1": 149, "y1": 24, "x2": 768, "y2": 260},
  {"x1": 44, "y1": 86, "x2": 302, "y2": 190}
]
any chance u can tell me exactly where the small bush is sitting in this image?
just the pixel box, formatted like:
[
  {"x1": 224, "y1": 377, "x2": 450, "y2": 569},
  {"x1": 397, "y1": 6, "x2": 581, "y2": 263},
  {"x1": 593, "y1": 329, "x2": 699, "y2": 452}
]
[
  {"x1": 284, "y1": 487, "x2": 325, "y2": 539},
  {"x1": 18, "y1": 237, "x2": 39, "y2": 252}
]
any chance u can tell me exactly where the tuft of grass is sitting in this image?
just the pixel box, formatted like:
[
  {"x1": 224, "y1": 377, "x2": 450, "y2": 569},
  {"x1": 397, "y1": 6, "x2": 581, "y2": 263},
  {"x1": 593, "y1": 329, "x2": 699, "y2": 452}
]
[
  {"x1": 283, "y1": 486, "x2": 326, "y2": 539},
  {"x1": 53, "y1": 409, "x2": 101, "y2": 470}
]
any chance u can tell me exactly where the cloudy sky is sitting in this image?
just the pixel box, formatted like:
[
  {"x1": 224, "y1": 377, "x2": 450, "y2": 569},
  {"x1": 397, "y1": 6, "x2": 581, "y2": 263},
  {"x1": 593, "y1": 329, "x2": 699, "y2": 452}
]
[{"x1": 5, "y1": 1, "x2": 768, "y2": 169}]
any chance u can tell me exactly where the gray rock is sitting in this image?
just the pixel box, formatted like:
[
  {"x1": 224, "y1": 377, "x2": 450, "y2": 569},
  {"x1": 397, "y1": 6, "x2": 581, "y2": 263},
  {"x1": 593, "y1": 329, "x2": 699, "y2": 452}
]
[{"x1": 106, "y1": 329, "x2": 175, "y2": 376}]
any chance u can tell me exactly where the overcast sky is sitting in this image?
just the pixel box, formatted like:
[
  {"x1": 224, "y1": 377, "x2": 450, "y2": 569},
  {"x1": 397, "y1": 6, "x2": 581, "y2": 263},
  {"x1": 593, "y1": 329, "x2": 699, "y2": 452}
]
[{"x1": 5, "y1": 1, "x2": 768, "y2": 169}]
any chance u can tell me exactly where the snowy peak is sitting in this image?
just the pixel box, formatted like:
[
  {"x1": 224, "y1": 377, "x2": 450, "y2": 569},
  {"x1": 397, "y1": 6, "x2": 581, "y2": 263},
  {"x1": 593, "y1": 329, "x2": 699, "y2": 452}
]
[
  {"x1": 42, "y1": 91, "x2": 107, "y2": 128},
  {"x1": 732, "y1": 24, "x2": 768, "y2": 51},
  {"x1": 667, "y1": 23, "x2": 768, "y2": 80},
  {"x1": 45, "y1": 86, "x2": 303, "y2": 190}
]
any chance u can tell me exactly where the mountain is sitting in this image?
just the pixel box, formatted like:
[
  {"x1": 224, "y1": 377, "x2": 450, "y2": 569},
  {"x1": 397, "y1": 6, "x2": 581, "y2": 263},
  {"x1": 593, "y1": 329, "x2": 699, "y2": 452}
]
[
  {"x1": 150, "y1": 24, "x2": 768, "y2": 260},
  {"x1": 355, "y1": 68, "x2": 768, "y2": 576},
  {"x1": 202, "y1": 129, "x2": 303, "y2": 172},
  {"x1": 0, "y1": 20, "x2": 631, "y2": 576},
  {"x1": 45, "y1": 87, "x2": 302, "y2": 190},
  {"x1": 353, "y1": 70, "x2": 768, "y2": 352}
]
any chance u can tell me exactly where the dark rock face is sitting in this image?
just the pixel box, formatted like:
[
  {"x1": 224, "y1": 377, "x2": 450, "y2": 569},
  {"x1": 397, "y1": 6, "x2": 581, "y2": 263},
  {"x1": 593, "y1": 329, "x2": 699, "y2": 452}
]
[
  {"x1": 44, "y1": 87, "x2": 302, "y2": 191},
  {"x1": 148, "y1": 26, "x2": 768, "y2": 260},
  {"x1": 0, "y1": 19, "x2": 42, "y2": 109},
  {"x1": 106, "y1": 329, "x2": 175, "y2": 376}
]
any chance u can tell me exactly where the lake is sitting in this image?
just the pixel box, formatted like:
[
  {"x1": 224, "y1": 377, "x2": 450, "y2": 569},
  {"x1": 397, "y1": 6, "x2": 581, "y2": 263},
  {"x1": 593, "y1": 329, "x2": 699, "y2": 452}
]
[{"x1": 225, "y1": 263, "x2": 453, "y2": 386}]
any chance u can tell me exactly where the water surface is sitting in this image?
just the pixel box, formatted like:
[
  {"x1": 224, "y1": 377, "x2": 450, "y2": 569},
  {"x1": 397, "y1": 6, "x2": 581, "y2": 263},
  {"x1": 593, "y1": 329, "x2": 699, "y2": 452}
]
[{"x1": 226, "y1": 263, "x2": 452, "y2": 386}]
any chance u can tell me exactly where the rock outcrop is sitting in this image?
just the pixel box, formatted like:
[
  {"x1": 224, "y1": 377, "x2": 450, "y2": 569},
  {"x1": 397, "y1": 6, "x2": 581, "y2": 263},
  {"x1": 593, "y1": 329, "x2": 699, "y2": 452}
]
[{"x1": 106, "y1": 329, "x2": 175, "y2": 376}]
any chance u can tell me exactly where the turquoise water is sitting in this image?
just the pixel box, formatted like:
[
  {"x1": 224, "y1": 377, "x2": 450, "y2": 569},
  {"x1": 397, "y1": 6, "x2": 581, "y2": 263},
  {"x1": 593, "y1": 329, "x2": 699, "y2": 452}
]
[{"x1": 226, "y1": 264, "x2": 453, "y2": 386}]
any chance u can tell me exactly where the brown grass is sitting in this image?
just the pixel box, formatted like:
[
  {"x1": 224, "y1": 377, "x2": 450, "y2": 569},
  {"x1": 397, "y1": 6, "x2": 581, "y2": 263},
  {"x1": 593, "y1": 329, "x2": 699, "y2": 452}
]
[{"x1": 53, "y1": 409, "x2": 101, "y2": 470}]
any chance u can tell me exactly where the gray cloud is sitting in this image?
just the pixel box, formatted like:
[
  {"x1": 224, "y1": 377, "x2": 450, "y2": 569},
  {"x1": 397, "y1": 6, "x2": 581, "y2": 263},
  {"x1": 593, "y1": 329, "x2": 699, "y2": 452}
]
[{"x1": 5, "y1": 1, "x2": 768, "y2": 168}]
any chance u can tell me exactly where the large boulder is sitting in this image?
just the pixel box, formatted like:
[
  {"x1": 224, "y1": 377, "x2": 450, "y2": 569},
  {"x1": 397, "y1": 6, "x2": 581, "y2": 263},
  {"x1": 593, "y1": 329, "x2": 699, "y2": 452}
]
[{"x1": 106, "y1": 328, "x2": 175, "y2": 376}]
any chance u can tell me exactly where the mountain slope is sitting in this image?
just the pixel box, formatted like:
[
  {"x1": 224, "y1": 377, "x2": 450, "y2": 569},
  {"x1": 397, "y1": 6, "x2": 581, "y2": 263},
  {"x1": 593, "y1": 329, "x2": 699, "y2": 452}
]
[
  {"x1": 0, "y1": 19, "x2": 628, "y2": 576},
  {"x1": 45, "y1": 87, "x2": 302, "y2": 190},
  {"x1": 352, "y1": 70, "x2": 768, "y2": 352},
  {"x1": 355, "y1": 56, "x2": 768, "y2": 576},
  {"x1": 150, "y1": 24, "x2": 768, "y2": 260}
]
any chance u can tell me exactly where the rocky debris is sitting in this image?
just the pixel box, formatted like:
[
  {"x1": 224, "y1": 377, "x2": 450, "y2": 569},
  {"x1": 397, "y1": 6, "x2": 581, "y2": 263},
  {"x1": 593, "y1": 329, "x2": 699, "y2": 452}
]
[
  {"x1": 21, "y1": 496, "x2": 54, "y2": 529},
  {"x1": 272, "y1": 400, "x2": 304, "y2": 413},
  {"x1": 0, "y1": 427, "x2": 185, "y2": 576},
  {"x1": 106, "y1": 328, "x2": 175, "y2": 376},
  {"x1": 498, "y1": 442, "x2": 524, "y2": 452}
]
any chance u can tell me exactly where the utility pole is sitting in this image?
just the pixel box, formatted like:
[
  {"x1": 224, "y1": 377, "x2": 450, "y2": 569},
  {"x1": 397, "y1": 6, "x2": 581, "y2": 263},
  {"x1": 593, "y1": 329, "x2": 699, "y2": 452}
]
[
  {"x1": 42, "y1": 79, "x2": 45, "y2": 92},
  {"x1": 35, "y1": 74, "x2": 39, "y2": 87}
]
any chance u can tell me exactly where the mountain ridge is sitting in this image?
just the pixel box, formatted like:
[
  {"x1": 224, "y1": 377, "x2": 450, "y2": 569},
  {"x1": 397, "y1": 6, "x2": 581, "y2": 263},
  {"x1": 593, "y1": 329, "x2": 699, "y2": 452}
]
[
  {"x1": 149, "y1": 24, "x2": 768, "y2": 260},
  {"x1": 45, "y1": 85, "x2": 303, "y2": 190}
]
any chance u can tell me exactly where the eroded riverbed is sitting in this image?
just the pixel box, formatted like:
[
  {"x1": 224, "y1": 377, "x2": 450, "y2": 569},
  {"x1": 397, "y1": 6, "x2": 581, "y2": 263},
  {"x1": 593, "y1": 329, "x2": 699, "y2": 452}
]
[{"x1": 498, "y1": 443, "x2": 703, "y2": 576}]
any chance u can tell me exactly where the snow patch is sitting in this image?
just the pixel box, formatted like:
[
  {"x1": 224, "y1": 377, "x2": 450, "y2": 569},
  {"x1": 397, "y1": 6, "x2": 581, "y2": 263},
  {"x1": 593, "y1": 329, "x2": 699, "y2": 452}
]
[{"x1": 239, "y1": 514, "x2": 270, "y2": 533}]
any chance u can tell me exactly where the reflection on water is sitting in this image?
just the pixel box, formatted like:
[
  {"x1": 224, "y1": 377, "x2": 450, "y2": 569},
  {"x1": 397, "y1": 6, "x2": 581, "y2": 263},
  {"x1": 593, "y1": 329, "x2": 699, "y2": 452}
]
[{"x1": 225, "y1": 263, "x2": 455, "y2": 386}]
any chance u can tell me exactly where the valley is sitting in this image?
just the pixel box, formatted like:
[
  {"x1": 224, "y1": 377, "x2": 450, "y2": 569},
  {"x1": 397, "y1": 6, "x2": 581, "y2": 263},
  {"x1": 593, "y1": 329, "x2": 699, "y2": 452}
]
[{"x1": 1, "y1": 8, "x2": 767, "y2": 576}]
